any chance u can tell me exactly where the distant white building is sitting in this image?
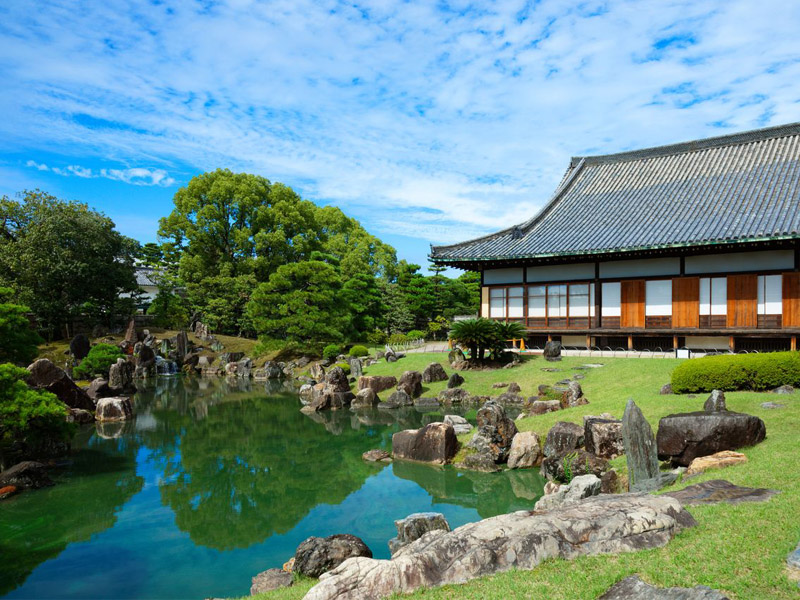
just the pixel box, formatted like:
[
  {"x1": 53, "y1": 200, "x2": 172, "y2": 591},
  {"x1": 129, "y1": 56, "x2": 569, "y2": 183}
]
[{"x1": 135, "y1": 267, "x2": 159, "y2": 313}]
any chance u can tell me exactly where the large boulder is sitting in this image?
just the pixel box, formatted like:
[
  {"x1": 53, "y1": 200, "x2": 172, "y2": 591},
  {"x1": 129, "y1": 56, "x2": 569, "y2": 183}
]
[
  {"x1": 446, "y1": 373, "x2": 464, "y2": 389},
  {"x1": 306, "y1": 385, "x2": 354, "y2": 412},
  {"x1": 584, "y1": 416, "x2": 624, "y2": 460},
  {"x1": 351, "y1": 388, "x2": 379, "y2": 409},
  {"x1": 108, "y1": 358, "x2": 135, "y2": 392},
  {"x1": 250, "y1": 569, "x2": 292, "y2": 594},
  {"x1": 381, "y1": 390, "x2": 413, "y2": 409},
  {"x1": 392, "y1": 423, "x2": 458, "y2": 464},
  {"x1": 85, "y1": 378, "x2": 113, "y2": 402},
  {"x1": 543, "y1": 340, "x2": 562, "y2": 361},
  {"x1": 540, "y1": 449, "x2": 609, "y2": 483},
  {"x1": 527, "y1": 399, "x2": 562, "y2": 415},
  {"x1": 135, "y1": 345, "x2": 156, "y2": 378},
  {"x1": 358, "y1": 375, "x2": 397, "y2": 395},
  {"x1": 543, "y1": 421, "x2": 584, "y2": 457},
  {"x1": 561, "y1": 381, "x2": 588, "y2": 408},
  {"x1": 507, "y1": 431, "x2": 543, "y2": 469},
  {"x1": 294, "y1": 534, "x2": 373, "y2": 578},
  {"x1": 67, "y1": 408, "x2": 94, "y2": 424},
  {"x1": 388, "y1": 513, "x2": 450, "y2": 555},
  {"x1": 599, "y1": 575, "x2": 730, "y2": 600},
  {"x1": 422, "y1": 363, "x2": 448, "y2": 384},
  {"x1": 438, "y1": 387, "x2": 470, "y2": 404},
  {"x1": 236, "y1": 358, "x2": 253, "y2": 378},
  {"x1": 443, "y1": 414, "x2": 471, "y2": 435},
  {"x1": 95, "y1": 397, "x2": 134, "y2": 422},
  {"x1": 0, "y1": 461, "x2": 53, "y2": 489},
  {"x1": 656, "y1": 411, "x2": 766, "y2": 467},
  {"x1": 309, "y1": 363, "x2": 326, "y2": 381},
  {"x1": 473, "y1": 401, "x2": 517, "y2": 462},
  {"x1": 348, "y1": 358, "x2": 363, "y2": 378},
  {"x1": 69, "y1": 334, "x2": 91, "y2": 360},
  {"x1": 325, "y1": 367, "x2": 351, "y2": 393},
  {"x1": 263, "y1": 361, "x2": 284, "y2": 379},
  {"x1": 397, "y1": 371, "x2": 423, "y2": 399},
  {"x1": 26, "y1": 358, "x2": 94, "y2": 410},
  {"x1": 304, "y1": 494, "x2": 697, "y2": 600},
  {"x1": 533, "y1": 474, "x2": 601, "y2": 512},
  {"x1": 447, "y1": 348, "x2": 466, "y2": 366}
]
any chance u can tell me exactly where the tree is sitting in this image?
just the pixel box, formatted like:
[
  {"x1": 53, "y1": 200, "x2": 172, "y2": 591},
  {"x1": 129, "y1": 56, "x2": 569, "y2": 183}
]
[
  {"x1": 246, "y1": 261, "x2": 349, "y2": 348},
  {"x1": 380, "y1": 281, "x2": 414, "y2": 334},
  {"x1": 428, "y1": 262, "x2": 448, "y2": 317},
  {"x1": 449, "y1": 318, "x2": 498, "y2": 361},
  {"x1": 0, "y1": 191, "x2": 139, "y2": 338},
  {"x1": 0, "y1": 288, "x2": 42, "y2": 365}
]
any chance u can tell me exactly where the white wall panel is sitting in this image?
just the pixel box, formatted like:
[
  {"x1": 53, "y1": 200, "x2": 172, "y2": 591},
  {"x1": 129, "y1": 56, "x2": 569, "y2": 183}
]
[
  {"x1": 684, "y1": 336, "x2": 731, "y2": 350},
  {"x1": 646, "y1": 280, "x2": 673, "y2": 316},
  {"x1": 686, "y1": 250, "x2": 793, "y2": 274},
  {"x1": 602, "y1": 282, "x2": 621, "y2": 317},
  {"x1": 484, "y1": 268, "x2": 524, "y2": 284},
  {"x1": 599, "y1": 257, "x2": 680, "y2": 278},
  {"x1": 758, "y1": 275, "x2": 782, "y2": 314},
  {"x1": 527, "y1": 263, "x2": 594, "y2": 282}
]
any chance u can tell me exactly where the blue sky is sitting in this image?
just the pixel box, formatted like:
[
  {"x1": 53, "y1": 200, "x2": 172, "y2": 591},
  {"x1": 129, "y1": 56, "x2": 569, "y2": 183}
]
[{"x1": 2, "y1": 0, "x2": 800, "y2": 269}]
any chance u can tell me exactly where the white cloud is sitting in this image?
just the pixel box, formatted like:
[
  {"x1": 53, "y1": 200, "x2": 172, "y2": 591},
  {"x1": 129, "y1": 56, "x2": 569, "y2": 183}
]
[
  {"x1": 25, "y1": 160, "x2": 176, "y2": 186},
  {"x1": 4, "y1": 0, "x2": 800, "y2": 245}
]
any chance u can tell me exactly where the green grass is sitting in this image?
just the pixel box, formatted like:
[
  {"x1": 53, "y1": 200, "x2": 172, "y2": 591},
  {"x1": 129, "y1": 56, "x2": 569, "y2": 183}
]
[{"x1": 248, "y1": 352, "x2": 800, "y2": 600}]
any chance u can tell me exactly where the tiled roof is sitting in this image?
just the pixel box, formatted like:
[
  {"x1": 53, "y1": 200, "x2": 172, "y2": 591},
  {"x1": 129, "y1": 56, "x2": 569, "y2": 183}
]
[
  {"x1": 431, "y1": 122, "x2": 800, "y2": 264},
  {"x1": 135, "y1": 267, "x2": 158, "y2": 287}
]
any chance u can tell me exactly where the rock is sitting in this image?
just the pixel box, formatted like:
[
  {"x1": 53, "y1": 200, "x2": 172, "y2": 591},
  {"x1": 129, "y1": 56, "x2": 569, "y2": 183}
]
[
  {"x1": 304, "y1": 494, "x2": 697, "y2": 600},
  {"x1": 0, "y1": 461, "x2": 54, "y2": 489},
  {"x1": 219, "y1": 352, "x2": 245, "y2": 364},
  {"x1": 656, "y1": 411, "x2": 766, "y2": 467},
  {"x1": 543, "y1": 340, "x2": 562, "y2": 361},
  {"x1": 459, "y1": 451, "x2": 501, "y2": 473},
  {"x1": 686, "y1": 451, "x2": 747, "y2": 476},
  {"x1": 442, "y1": 414, "x2": 471, "y2": 435},
  {"x1": 69, "y1": 334, "x2": 91, "y2": 360},
  {"x1": 446, "y1": 373, "x2": 464, "y2": 388},
  {"x1": 95, "y1": 396, "x2": 133, "y2": 422},
  {"x1": 250, "y1": 569, "x2": 293, "y2": 594},
  {"x1": 561, "y1": 380, "x2": 588, "y2": 408},
  {"x1": 584, "y1": 417, "x2": 624, "y2": 460},
  {"x1": 397, "y1": 371, "x2": 423, "y2": 399},
  {"x1": 600, "y1": 469, "x2": 622, "y2": 494},
  {"x1": 85, "y1": 378, "x2": 112, "y2": 402},
  {"x1": 447, "y1": 348, "x2": 466, "y2": 365},
  {"x1": 358, "y1": 376, "x2": 397, "y2": 395},
  {"x1": 507, "y1": 431, "x2": 542, "y2": 469},
  {"x1": 664, "y1": 479, "x2": 780, "y2": 506},
  {"x1": 788, "y1": 540, "x2": 800, "y2": 571},
  {"x1": 381, "y1": 390, "x2": 413, "y2": 408},
  {"x1": 348, "y1": 358, "x2": 363, "y2": 378},
  {"x1": 26, "y1": 358, "x2": 94, "y2": 410},
  {"x1": 236, "y1": 358, "x2": 253, "y2": 378},
  {"x1": 362, "y1": 449, "x2": 391, "y2": 462},
  {"x1": 761, "y1": 402, "x2": 785, "y2": 409},
  {"x1": 0, "y1": 485, "x2": 17, "y2": 500},
  {"x1": 135, "y1": 345, "x2": 156, "y2": 377},
  {"x1": 660, "y1": 383, "x2": 673, "y2": 395},
  {"x1": 351, "y1": 388, "x2": 379, "y2": 409},
  {"x1": 622, "y1": 399, "x2": 664, "y2": 491},
  {"x1": 263, "y1": 361, "x2": 284, "y2": 379},
  {"x1": 492, "y1": 382, "x2": 509, "y2": 389},
  {"x1": 294, "y1": 534, "x2": 373, "y2": 578},
  {"x1": 474, "y1": 401, "x2": 518, "y2": 462},
  {"x1": 495, "y1": 392, "x2": 525, "y2": 405},
  {"x1": 773, "y1": 384, "x2": 794, "y2": 394},
  {"x1": 123, "y1": 319, "x2": 137, "y2": 345},
  {"x1": 703, "y1": 390, "x2": 727, "y2": 412},
  {"x1": 534, "y1": 474, "x2": 601, "y2": 511},
  {"x1": 174, "y1": 330, "x2": 189, "y2": 363},
  {"x1": 540, "y1": 449, "x2": 609, "y2": 483},
  {"x1": 388, "y1": 513, "x2": 450, "y2": 555},
  {"x1": 308, "y1": 385, "x2": 354, "y2": 411},
  {"x1": 438, "y1": 387, "x2": 470, "y2": 404},
  {"x1": 298, "y1": 384, "x2": 314, "y2": 404},
  {"x1": 422, "y1": 363, "x2": 448, "y2": 384},
  {"x1": 310, "y1": 363, "x2": 326, "y2": 381},
  {"x1": 599, "y1": 574, "x2": 730, "y2": 599},
  {"x1": 392, "y1": 423, "x2": 458, "y2": 464},
  {"x1": 413, "y1": 397, "x2": 441, "y2": 410},
  {"x1": 325, "y1": 367, "x2": 351, "y2": 393},
  {"x1": 543, "y1": 421, "x2": 584, "y2": 457},
  {"x1": 527, "y1": 399, "x2": 562, "y2": 415},
  {"x1": 67, "y1": 408, "x2": 94, "y2": 424},
  {"x1": 507, "y1": 382, "x2": 521, "y2": 394}
]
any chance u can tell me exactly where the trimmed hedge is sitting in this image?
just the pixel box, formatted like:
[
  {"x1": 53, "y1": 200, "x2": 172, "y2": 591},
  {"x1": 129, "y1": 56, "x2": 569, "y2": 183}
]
[
  {"x1": 671, "y1": 351, "x2": 800, "y2": 393},
  {"x1": 322, "y1": 344, "x2": 341, "y2": 361},
  {"x1": 348, "y1": 345, "x2": 369, "y2": 358}
]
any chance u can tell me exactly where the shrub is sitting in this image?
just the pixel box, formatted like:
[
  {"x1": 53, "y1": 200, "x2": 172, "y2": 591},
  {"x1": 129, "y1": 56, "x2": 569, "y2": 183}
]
[
  {"x1": 348, "y1": 345, "x2": 369, "y2": 358},
  {"x1": 366, "y1": 330, "x2": 387, "y2": 346},
  {"x1": 73, "y1": 343, "x2": 124, "y2": 380},
  {"x1": 0, "y1": 288, "x2": 43, "y2": 365},
  {"x1": 671, "y1": 351, "x2": 800, "y2": 393},
  {"x1": 334, "y1": 362, "x2": 351, "y2": 375},
  {"x1": 388, "y1": 333, "x2": 408, "y2": 346},
  {"x1": 322, "y1": 344, "x2": 341, "y2": 361},
  {"x1": 0, "y1": 363, "x2": 73, "y2": 454},
  {"x1": 406, "y1": 330, "x2": 426, "y2": 341}
]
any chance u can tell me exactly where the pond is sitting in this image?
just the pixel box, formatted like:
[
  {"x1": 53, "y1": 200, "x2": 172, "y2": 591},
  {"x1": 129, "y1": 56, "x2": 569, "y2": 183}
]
[{"x1": 1, "y1": 377, "x2": 545, "y2": 599}]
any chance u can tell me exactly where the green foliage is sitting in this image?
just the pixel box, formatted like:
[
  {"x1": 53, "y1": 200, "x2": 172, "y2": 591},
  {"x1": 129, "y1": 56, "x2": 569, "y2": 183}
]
[
  {"x1": 0, "y1": 288, "x2": 42, "y2": 365},
  {"x1": 448, "y1": 318, "x2": 498, "y2": 361},
  {"x1": 388, "y1": 332, "x2": 408, "y2": 346},
  {"x1": 427, "y1": 315, "x2": 450, "y2": 340},
  {"x1": 73, "y1": 344, "x2": 123, "y2": 380},
  {"x1": 366, "y1": 330, "x2": 387, "y2": 346},
  {"x1": 0, "y1": 191, "x2": 139, "y2": 337},
  {"x1": 0, "y1": 363, "x2": 72, "y2": 454},
  {"x1": 322, "y1": 344, "x2": 341, "y2": 361},
  {"x1": 334, "y1": 362, "x2": 351, "y2": 375},
  {"x1": 562, "y1": 451, "x2": 578, "y2": 484},
  {"x1": 671, "y1": 351, "x2": 800, "y2": 393},
  {"x1": 348, "y1": 345, "x2": 369, "y2": 358},
  {"x1": 146, "y1": 289, "x2": 190, "y2": 329},
  {"x1": 406, "y1": 330, "x2": 426, "y2": 341}
]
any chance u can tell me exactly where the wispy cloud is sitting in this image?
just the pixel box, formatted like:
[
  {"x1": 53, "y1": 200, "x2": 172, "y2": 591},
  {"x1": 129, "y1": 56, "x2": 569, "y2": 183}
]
[
  {"x1": 25, "y1": 161, "x2": 175, "y2": 186},
  {"x1": 3, "y1": 0, "x2": 800, "y2": 248}
]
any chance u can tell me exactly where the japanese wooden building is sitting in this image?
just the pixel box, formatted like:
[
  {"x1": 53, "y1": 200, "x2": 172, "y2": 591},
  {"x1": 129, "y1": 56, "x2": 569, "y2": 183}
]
[{"x1": 431, "y1": 123, "x2": 800, "y2": 352}]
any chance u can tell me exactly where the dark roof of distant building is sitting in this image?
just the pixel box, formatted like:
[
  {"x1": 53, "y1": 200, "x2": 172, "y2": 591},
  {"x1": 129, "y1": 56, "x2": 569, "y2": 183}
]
[
  {"x1": 431, "y1": 122, "x2": 800, "y2": 266},
  {"x1": 135, "y1": 267, "x2": 158, "y2": 287}
]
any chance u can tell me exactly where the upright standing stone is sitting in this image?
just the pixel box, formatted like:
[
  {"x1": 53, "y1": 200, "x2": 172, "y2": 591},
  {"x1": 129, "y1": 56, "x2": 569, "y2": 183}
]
[
  {"x1": 543, "y1": 340, "x2": 562, "y2": 362},
  {"x1": 348, "y1": 357, "x2": 363, "y2": 378},
  {"x1": 124, "y1": 319, "x2": 137, "y2": 345},
  {"x1": 69, "y1": 334, "x2": 91, "y2": 360},
  {"x1": 622, "y1": 399, "x2": 676, "y2": 492},
  {"x1": 704, "y1": 390, "x2": 727, "y2": 412},
  {"x1": 175, "y1": 330, "x2": 188, "y2": 363}
]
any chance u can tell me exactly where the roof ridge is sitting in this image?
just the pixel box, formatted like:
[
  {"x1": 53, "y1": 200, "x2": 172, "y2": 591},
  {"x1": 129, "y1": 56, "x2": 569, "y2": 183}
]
[{"x1": 572, "y1": 121, "x2": 800, "y2": 166}]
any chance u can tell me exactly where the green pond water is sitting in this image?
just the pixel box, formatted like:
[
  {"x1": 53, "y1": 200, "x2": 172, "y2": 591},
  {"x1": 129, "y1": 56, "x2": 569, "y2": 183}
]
[{"x1": 0, "y1": 377, "x2": 545, "y2": 599}]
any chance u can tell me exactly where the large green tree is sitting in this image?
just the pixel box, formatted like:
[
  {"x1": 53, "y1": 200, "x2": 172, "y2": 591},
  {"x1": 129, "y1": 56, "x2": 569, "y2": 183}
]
[
  {"x1": 0, "y1": 288, "x2": 42, "y2": 365},
  {"x1": 0, "y1": 191, "x2": 139, "y2": 337}
]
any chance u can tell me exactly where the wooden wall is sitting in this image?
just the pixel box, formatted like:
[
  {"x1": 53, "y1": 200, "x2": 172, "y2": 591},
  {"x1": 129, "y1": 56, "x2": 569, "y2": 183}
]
[
  {"x1": 620, "y1": 280, "x2": 645, "y2": 328},
  {"x1": 727, "y1": 275, "x2": 758, "y2": 328},
  {"x1": 672, "y1": 277, "x2": 700, "y2": 328},
  {"x1": 480, "y1": 287, "x2": 489, "y2": 319},
  {"x1": 784, "y1": 272, "x2": 800, "y2": 327}
]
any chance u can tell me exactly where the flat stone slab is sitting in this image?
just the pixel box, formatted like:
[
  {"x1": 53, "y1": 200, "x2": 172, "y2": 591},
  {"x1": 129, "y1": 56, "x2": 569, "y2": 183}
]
[
  {"x1": 599, "y1": 574, "x2": 730, "y2": 599},
  {"x1": 788, "y1": 540, "x2": 800, "y2": 570},
  {"x1": 664, "y1": 479, "x2": 779, "y2": 506},
  {"x1": 304, "y1": 493, "x2": 696, "y2": 600},
  {"x1": 761, "y1": 402, "x2": 786, "y2": 410},
  {"x1": 686, "y1": 451, "x2": 747, "y2": 476}
]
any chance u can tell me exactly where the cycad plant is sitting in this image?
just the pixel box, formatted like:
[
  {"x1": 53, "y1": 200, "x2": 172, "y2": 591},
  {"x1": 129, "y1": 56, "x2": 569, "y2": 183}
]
[
  {"x1": 490, "y1": 321, "x2": 527, "y2": 360},
  {"x1": 449, "y1": 318, "x2": 499, "y2": 362}
]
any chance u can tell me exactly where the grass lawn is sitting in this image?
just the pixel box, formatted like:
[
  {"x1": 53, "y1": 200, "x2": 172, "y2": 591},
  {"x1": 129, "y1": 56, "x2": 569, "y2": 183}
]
[{"x1": 240, "y1": 352, "x2": 800, "y2": 599}]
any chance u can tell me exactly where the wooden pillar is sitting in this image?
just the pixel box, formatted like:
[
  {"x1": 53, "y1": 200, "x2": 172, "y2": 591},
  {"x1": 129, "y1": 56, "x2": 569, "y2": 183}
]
[
  {"x1": 791, "y1": 336, "x2": 797, "y2": 351},
  {"x1": 586, "y1": 334, "x2": 591, "y2": 349},
  {"x1": 627, "y1": 335, "x2": 634, "y2": 350},
  {"x1": 547, "y1": 334, "x2": 553, "y2": 342},
  {"x1": 673, "y1": 335, "x2": 679, "y2": 350},
  {"x1": 729, "y1": 336, "x2": 736, "y2": 352}
]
